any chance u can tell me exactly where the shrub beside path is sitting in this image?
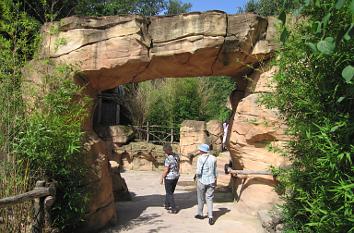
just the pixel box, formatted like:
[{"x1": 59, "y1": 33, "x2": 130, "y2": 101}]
[{"x1": 101, "y1": 171, "x2": 264, "y2": 233}]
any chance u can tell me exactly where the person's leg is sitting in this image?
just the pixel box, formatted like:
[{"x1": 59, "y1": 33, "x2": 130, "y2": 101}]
[
  {"x1": 205, "y1": 184, "x2": 215, "y2": 219},
  {"x1": 165, "y1": 179, "x2": 176, "y2": 210},
  {"x1": 196, "y1": 181, "x2": 206, "y2": 216},
  {"x1": 164, "y1": 178, "x2": 171, "y2": 208},
  {"x1": 171, "y1": 178, "x2": 178, "y2": 193},
  {"x1": 169, "y1": 178, "x2": 178, "y2": 210}
]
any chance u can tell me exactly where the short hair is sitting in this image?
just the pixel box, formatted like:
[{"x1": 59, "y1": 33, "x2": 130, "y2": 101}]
[{"x1": 163, "y1": 143, "x2": 172, "y2": 151}]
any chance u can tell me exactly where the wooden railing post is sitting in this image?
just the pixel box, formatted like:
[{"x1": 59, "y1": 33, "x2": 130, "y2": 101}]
[
  {"x1": 44, "y1": 182, "x2": 56, "y2": 232},
  {"x1": 0, "y1": 180, "x2": 56, "y2": 232},
  {"x1": 32, "y1": 181, "x2": 45, "y2": 233},
  {"x1": 146, "y1": 121, "x2": 150, "y2": 142},
  {"x1": 170, "y1": 128, "x2": 174, "y2": 143}
]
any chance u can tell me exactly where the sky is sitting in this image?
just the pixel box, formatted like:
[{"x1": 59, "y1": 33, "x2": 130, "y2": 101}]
[{"x1": 181, "y1": 0, "x2": 248, "y2": 14}]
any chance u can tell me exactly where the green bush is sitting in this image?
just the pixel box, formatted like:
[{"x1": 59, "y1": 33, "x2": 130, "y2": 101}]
[
  {"x1": 129, "y1": 77, "x2": 235, "y2": 127},
  {"x1": 1, "y1": 1, "x2": 92, "y2": 230},
  {"x1": 12, "y1": 64, "x2": 91, "y2": 231},
  {"x1": 262, "y1": 0, "x2": 354, "y2": 232}
]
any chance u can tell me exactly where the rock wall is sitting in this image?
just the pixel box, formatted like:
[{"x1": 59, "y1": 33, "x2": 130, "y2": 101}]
[
  {"x1": 80, "y1": 133, "x2": 117, "y2": 233},
  {"x1": 179, "y1": 120, "x2": 226, "y2": 174},
  {"x1": 109, "y1": 161, "x2": 131, "y2": 202},
  {"x1": 228, "y1": 65, "x2": 290, "y2": 211},
  {"x1": 206, "y1": 120, "x2": 223, "y2": 152},
  {"x1": 111, "y1": 141, "x2": 178, "y2": 171}
]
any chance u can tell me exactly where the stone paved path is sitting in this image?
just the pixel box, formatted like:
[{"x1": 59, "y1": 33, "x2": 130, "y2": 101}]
[{"x1": 101, "y1": 171, "x2": 264, "y2": 233}]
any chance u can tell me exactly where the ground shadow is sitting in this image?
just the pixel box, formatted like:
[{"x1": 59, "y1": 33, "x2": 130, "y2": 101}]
[
  {"x1": 213, "y1": 207, "x2": 231, "y2": 222},
  {"x1": 101, "y1": 185, "x2": 233, "y2": 232},
  {"x1": 237, "y1": 177, "x2": 276, "y2": 202},
  {"x1": 104, "y1": 190, "x2": 197, "y2": 232}
]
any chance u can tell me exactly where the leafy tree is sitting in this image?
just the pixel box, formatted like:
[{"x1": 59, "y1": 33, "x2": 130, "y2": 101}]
[
  {"x1": 15, "y1": 0, "x2": 170, "y2": 22},
  {"x1": 127, "y1": 77, "x2": 235, "y2": 128},
  {"x1": 165, "y1": 0, "x2": 192, "y2": 15},
  {"x1": 240, "y1": 0, "x2": 299, "y2": 16},
  {"x1": 0, "y1": 0, "x2": 40, "y2": 153},
  {"x1": 76, "y1": 0, "x2": 166, "y2": 16},
  {"x1": 19, "y1": 0, "x2": 79, "y2": 22},
  {"x1": 199, "y1": 77, "x2": 235, "y2": 122}
]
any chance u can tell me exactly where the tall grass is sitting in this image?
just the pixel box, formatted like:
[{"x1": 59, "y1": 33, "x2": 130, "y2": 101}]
[{"x1": 0, "y1": 159, "x2": 32, "y2": 233}]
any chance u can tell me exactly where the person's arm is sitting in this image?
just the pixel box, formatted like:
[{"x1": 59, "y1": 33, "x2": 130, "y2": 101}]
[
  {"x1": 176, "y1": 154, "x2": 181, "y2": 173},
  {"x1": 214, "y1": 159, "x2": 218, "y2": 186},
  {"x1": 161, "y1": 166, "x2": 169, "y2": 184},
  {"x1": 195, "y1": 156, "x2": 202, "y2": 176}
]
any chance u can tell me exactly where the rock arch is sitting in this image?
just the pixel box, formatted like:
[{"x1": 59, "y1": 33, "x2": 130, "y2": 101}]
[{"x1": 28, "y1": 11, "x2": 288, "y2": 232}]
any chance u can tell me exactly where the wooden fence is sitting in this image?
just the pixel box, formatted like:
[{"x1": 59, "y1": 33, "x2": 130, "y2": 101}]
[
  {"x1": 132, "y1": 122, "x2": 180, "y2": 144},
  {"x1": 0, "y1": 181, "x2": 56, "y2": 233}
]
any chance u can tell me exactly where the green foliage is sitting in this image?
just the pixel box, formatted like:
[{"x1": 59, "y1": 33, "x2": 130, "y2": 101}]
[
  {"x1": 12, "y1": 64, "x2": 91, "y2": 231},
  {"x1": 0, "y1": 3, "x2": 39, "y2": 232},
  {"x1": 240, "y1": 0, "x2": 300, "y2": 16},
  {"x1": 128, "y1": 77, "x2": 234, "y2": 127},
  {"x1": 19, "y1": 0, "x2": 190, "y2": 20},
  {"x1": 75, "y1": 0, "x2": 166, "y2": 16},
  {"x1": 54, "y1": 37, "x2": 68, "y2": 51},
  {"x1": 0, "y1": 0, "x2": 40, "y2": 153},
  {"x1": 0, "y1": 160, "x2": 32, "y2": 233},
  {"x1": 1, "y1": 1, "x2": 91, "y2": 231},
  {"x1": 165, "y1": 0, "x2": 192, "y2": 15},
  {"x1": 262, "y1": 0, "x2": 354, "y2": 232},
  {"x1": 76, "y1": 0, "x2": 191, "y2": 16},
  {"x1": 199, "y1": 77, "x2": 235, "y2": 122}
]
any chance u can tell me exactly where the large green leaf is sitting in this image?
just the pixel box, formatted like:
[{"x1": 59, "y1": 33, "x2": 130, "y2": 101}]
[
  {"x1": 306, "y1": 42, "x2": 318, "y2": 53},
  {"x1": 337, "y1": 96, "x2": 345, "y2": 103},
  {"x1": 335, "y1": 0, "x2": 345, "y2": 9},
  {"x1": 316, "y1": 37, "x2": 335, "y2": 55},
  {"x1": 313, "y1": 21, "x2": 322, "y2": 34},
  {"x1": 342, "y1": 65, "x2": 354, "y2": 83},
  {"x1": 343, "y1": 24, "x2": 353, "y2": 40},
  {"x1": 279, "y1": 10, "x2": 286, "y2": 25},
  {"x1": 280, "y1": 27, "x2": 289, "y2": 43},
  {"x1": 322, "y1": 13, "x2": 331, "y2": 28}
]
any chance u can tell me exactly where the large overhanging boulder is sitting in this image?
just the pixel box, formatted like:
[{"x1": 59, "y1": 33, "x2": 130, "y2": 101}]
[{"x1": 39, "y1": 11, "x2": 274, "y2": 91}]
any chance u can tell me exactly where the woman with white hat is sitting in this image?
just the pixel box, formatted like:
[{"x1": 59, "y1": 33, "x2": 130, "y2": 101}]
[{"x1": 194, "y1": 143, "x2": 217, "y2": 225}]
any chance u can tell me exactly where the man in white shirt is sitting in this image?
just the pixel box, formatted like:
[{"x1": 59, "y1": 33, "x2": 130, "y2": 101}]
[{"x1": 194, "y1": 144, "x2": 217, "y2": 225}]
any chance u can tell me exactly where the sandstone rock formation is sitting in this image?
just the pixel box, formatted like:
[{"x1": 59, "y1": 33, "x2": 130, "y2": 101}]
[
  {"x1": 206, "y1": 120, "x2": 223, "y2": 152},
  {"x1": 38, "y1": 11, "x2": 274, "y2": 91},
  {"x1": 109, "y1": 161, "x2": 131, "y2": 201},
  {"x1": 228, "y1": 65, "x2": 290, "y2": 212},
  {"x1": 29, "y1": 11, "x2": 283, "y2": 231},
  {"x1": 81, "y1": 133, "x2": 116, "y2": 233},
  {"x1": 96, "y1": 125, "x2": 135, "y2": 156},
  {"x1": 112, "y1": 142, "x2": 174, "y2": 171},
  {"x1": 179, "y1": 120, "x2": 208, "y2": 156},
  {"x1": 179, "y1": 120, "x2": 208, "y2": 173}
]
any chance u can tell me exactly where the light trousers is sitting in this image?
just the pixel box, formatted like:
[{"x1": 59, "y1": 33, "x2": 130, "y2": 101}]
[{"x1": 196, "y1": 180, "x2": 215, "y2": 218}]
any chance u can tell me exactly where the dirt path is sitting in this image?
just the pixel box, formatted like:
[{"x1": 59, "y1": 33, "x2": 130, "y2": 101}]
[{"x1": 101, "y1": 171, "x2": 264, "y2": 233}]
